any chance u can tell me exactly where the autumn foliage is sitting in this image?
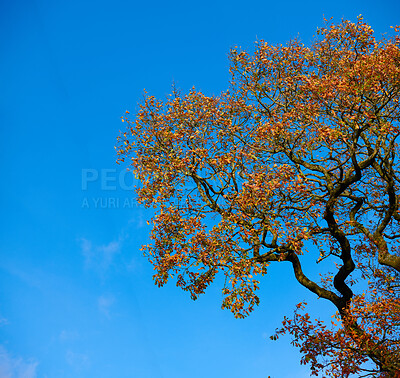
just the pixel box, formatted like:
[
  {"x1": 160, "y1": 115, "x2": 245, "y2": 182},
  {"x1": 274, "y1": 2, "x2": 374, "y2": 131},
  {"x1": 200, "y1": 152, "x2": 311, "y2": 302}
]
[{"x1": 117, "y1": 17, "x2": 400, "y2": 377}]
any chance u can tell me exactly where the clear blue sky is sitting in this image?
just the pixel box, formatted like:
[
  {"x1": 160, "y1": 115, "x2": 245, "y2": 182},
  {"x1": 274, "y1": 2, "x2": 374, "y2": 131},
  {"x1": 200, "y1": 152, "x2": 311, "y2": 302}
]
[{"x1": 1, "y1": 0, "x2": 399, "y2": 377}]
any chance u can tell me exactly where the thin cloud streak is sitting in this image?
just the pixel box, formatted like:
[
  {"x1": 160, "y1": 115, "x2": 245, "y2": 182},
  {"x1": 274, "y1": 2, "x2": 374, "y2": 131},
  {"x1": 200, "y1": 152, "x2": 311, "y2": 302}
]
[
  {"x1": 79, "y1": 238, "x2": 121, "y2": 272},
  {"x1": 66, "y1": 350, "x2": 90, "y2": 371},
  {"x1": 98, "y1": 294, "x2": 115, "y2": 318},
  {"x1": 0, "y1": 345, "x2": 38, "y2": 378}
]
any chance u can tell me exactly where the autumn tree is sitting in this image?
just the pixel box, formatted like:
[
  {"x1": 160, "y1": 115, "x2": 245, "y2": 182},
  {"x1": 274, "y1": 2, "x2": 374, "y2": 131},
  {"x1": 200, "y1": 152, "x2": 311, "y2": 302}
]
[{"x1": 117, "y1": 17, "x2": 400, "y2": 377}]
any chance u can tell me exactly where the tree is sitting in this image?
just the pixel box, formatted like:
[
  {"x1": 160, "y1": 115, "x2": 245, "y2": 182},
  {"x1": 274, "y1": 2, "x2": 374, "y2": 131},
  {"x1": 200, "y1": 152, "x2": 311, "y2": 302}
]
[{"x1": 116, "y1": 17, "x2": 400, "y2": 377}]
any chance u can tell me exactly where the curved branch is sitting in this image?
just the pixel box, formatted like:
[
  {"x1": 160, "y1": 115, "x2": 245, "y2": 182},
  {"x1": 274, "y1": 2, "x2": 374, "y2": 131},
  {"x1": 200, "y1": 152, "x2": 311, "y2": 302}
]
[{"x1": 254, "y1": 249, "x2": 343, "y2": 310}]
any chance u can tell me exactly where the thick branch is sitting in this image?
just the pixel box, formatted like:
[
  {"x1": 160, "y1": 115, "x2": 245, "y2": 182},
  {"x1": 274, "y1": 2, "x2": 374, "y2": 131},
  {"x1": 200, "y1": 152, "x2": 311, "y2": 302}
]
[{"x1": 254, "y1": 249, "x2": 343, "y2": 310}]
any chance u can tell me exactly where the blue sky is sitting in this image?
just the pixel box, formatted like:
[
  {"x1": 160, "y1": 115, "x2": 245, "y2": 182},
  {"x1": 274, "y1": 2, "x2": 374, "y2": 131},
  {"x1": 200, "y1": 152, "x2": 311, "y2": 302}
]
[{"x1": 1, "y1": 0, "x2": 399, "y2": 377}]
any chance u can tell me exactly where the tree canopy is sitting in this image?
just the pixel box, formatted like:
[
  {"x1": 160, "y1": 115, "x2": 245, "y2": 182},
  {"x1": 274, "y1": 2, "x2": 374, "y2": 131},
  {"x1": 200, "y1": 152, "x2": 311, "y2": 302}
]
[{"x1": 117, "y1": 17, "x2": 400, "y2": 377}]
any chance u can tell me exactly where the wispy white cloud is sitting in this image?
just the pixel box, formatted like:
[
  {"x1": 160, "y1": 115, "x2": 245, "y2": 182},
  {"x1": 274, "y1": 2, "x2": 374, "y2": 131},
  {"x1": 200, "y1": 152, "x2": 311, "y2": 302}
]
[
  {"x1": 125, "y1": 257, "x2": 136, "y2": 272},
  {"x1": 79, "y1": 238, "x2": 121, "y2": 272},
  {"x1": 66, "y1": 350, "x2": 90, "y2": 370},
  {"x1": 0, "y1": 345, "x2": 38, "y2": 378},
  {"x1": 0, "y1": 265, "x2": 42, "y2": 289},
  {"x1": 59, "y1": 330, "x2": 79, "y2": 342},
  {"x1": 98, "y1": 294, "x2": 115, "y2": 318},
  {"x1": 79, "y1": 218, "x2": 146, "y2": 274},
  {"x1": 129, "y1": 212, "x2": 146, "y2": 229}
]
